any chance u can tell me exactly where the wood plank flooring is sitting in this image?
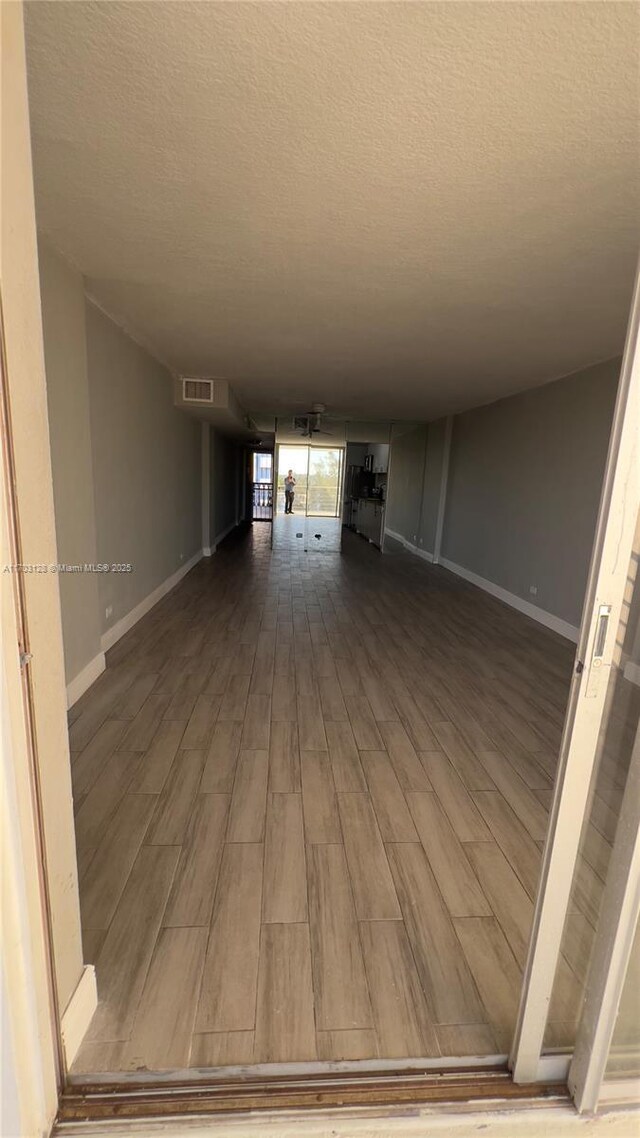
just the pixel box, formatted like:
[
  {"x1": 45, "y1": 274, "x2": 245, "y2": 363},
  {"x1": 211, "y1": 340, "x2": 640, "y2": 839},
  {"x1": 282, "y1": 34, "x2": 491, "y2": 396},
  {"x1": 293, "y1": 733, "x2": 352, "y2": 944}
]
[{"x1": 70, "y1": 523, "x2": 603, "y2": 1073}]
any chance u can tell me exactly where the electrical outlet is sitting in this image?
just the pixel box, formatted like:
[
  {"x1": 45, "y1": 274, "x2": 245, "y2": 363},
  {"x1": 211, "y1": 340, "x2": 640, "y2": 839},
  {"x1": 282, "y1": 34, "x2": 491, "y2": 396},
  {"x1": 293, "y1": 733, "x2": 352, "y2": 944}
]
[
  {"x1": 105, "y1": 605, "x2": 113, "y2": 620},
  {"x1": 529, "y1": 585, "x2": 538, "y2": 596},
  {"x1": 180, "y1": 552, "x2": 184, "y2": 561}
]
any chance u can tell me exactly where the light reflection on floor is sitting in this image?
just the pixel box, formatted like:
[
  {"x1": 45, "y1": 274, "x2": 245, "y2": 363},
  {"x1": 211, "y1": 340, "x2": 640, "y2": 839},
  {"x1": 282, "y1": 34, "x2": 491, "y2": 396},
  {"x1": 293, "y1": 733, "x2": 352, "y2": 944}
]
[{"x1": 271, "y1": 514, "x2": 342, "y2": 554}]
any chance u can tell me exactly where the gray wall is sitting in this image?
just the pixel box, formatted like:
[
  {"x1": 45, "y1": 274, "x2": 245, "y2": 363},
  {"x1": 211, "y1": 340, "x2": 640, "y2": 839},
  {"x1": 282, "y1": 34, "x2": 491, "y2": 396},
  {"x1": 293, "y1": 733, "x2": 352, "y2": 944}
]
[
  {"x1": 442, "y1": 359, "x2": 620, "y2": 628},
  {"x1": 38, "y1": 242, "x2": 102, "y2": 681},
  {"x1": 85, "y1": 302, "x2": 202, "y2": 634},
  {"x1": 385, "y1": 360, "x2": 620, "y2": 632},
  {"x1": 38, "y1": 240, "x2": 204, "y2": 684},
  {"x1": 209, "y1": 428, "x2": 242, "y2": 546}
]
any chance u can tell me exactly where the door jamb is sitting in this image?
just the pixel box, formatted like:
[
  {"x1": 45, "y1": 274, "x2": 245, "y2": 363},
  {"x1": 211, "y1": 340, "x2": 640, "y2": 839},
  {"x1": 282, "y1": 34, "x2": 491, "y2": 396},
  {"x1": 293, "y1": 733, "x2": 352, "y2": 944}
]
[{"x1": 0, "y1": 292, "x2": 64, "y2": 1128}]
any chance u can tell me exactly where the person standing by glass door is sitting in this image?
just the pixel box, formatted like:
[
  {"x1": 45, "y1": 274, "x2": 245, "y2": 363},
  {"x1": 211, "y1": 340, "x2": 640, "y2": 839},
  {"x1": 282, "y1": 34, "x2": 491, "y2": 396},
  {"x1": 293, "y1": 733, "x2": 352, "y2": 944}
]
[{"x1": 284, "y1": 469, "x2": 296, "y2": 513}]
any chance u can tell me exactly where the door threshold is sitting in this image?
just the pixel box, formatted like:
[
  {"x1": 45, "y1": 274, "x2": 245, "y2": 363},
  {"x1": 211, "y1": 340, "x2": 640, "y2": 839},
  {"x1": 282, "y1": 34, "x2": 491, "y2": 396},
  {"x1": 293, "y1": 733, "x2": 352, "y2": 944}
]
[
  {"x1": 59, "y1": 1060, "x2": 569, "y2": 1124},
  {"x1": 67, "y1": 1053, "x2": 510, "y2": 1087}
]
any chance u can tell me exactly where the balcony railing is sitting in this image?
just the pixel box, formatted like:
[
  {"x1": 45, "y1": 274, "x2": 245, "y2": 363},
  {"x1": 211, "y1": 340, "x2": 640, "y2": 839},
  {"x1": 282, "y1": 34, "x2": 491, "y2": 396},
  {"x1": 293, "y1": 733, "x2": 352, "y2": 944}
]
[{"x1": 252, "y1": 482, "x2": 273, "y2": 520}]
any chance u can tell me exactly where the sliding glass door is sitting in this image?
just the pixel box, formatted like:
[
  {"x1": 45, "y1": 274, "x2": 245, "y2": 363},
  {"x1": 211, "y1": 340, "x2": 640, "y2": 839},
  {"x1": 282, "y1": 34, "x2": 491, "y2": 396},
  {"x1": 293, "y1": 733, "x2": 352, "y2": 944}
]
[
  {"x1": 510, "y1": 268, "x2": 640, "y2": 1107},
  {"x1": 306, "y1": 446, "x2": 343, "y2": 517},
  {"x1": 272, "y1": 444, "x2": 345, "y2": 553}
]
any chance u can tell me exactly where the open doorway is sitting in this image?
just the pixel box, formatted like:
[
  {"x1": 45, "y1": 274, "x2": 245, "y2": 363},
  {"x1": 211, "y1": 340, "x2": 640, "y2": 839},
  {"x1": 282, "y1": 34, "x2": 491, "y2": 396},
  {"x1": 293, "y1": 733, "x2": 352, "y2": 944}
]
[
  {"x1": 251, "y1": 450, "x2": 273, "y2": 521},
  {"x1": 272, "y1": 444, "x2": 345, "y2": 554},
  {"x1": 7, "y1": 0, "x2": 640, "y2": 1126}
]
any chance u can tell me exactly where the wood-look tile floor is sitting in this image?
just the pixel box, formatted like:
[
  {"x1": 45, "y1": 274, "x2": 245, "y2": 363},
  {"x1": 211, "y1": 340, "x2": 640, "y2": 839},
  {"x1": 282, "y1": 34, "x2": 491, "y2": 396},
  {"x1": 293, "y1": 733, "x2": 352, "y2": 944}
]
[{"x1": 69, "y1": 524, "x2": 616, "y2": 1074}]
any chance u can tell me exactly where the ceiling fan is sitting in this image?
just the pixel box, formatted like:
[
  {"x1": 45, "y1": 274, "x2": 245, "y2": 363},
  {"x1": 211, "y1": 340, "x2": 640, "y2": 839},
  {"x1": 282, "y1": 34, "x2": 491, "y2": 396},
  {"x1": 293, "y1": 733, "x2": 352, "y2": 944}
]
[{"x1": 293, "y1": 403, "x2": 332, "y2": 437}]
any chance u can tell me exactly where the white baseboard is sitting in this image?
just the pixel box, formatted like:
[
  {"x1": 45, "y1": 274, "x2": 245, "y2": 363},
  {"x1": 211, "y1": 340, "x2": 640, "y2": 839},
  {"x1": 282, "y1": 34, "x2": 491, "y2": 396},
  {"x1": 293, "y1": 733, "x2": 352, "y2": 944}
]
[
  {"x1": 100, "y1": 548, "x2": 203, "y2": 653},
  {"x1": 377, "y1": 531, "x2": 579, "y2": 643},
  {"x1": 439, "y1": 557, "x2": 579, "y2": 643},
  {"x1": 66, "y1": 652, "x2": 106, "y2": 709},
  {"x1": 61, "y1": 965, "x2": 97, "y2": 1068},
  {"x1": 384, "y1": 528, "x2": 434, "y2": 562},
  {"x1": 623, "y1": 659, "x2": 640, "y2": 687}
]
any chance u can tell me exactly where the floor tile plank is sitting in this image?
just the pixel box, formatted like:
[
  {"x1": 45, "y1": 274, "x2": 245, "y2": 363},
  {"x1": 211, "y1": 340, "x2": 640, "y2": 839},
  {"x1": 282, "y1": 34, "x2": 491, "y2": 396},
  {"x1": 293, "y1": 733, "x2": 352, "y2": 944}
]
[
  {"x1": 361, "y1": 751, "x2": 418, "y2": 842},
  {"x1": 219, "y1": 674, "x2": 251, "y2": 721},
  {"x1": 307, "y1": 843, "x2": 372, "y2": 1031},
  {"x1": 476, "y1": 751, "x2": 549, "y2": 841},
  {"x1": 74, "y1": 751, "x2": 143, "y2": 851},
  {"x1": 254, "y1": 923, "x2": 317, "y2": 1063},
  {"x1": 226, "y1": 750, "x2": 269, "y2": 843},
  {"x1": 118, "y1": 694, "x2": 171, "y2": 752},
  {"x1": 268, "y1": 720, "x2": 300, "y2": 792},
  {"x1": 378, "y1": 721, "x2": 433, "y2": 792},
  {"x1": 319, "y1": 674, "x2": 349, "y2": 722},
  {"x1": 453, "y1": 917, "x2": 522, "y2": 1053},
  {"x1": 85, "y1": 845, "x2": 180, "y2": 1042},
  {"x1": 387, "y1": 843, "x2": 484, "y2": 1025},
  {"x1": 195, "y1": 843, "x2": 263, "y2": 1033},
  {"x1": 262, "y1": 793, "x2": 307, "y2": 923},
  {"x1": 297, "y1": 687, "x2": 328, "y2": 751},
  {"x1": 408, "y1": 793, "x2": 491, "y2": 917},
  {"x1": 316, "y1": 1029, "x2": 379, "y2": 1061},
  {"x1": 146, "y1": 750, "x2": 206, "y2": 845},
  {"x1": 325, "y1": 720, "x2": 367, "y2": 792},
  {"x1": 181, "y1": 694, "x2": 221, "y2": 750},
  {"x1": 471, "y1": 790, "x2": 543, "y2": 900},
  {"x1": 163, "y1": 794, "x2": 229, "y2": 927},
  {"x1": 271, "y1": 673, "x2": 297, "y2": 722},
  {"x1": 200, "y1": 721, "x2": 243, "y2": 794},
  {"x1": 241, "y1": 693, "x2": 271, "y2": 750},
  {"x1": 128, "y1": 721, "x2": 186, "y2": 794},
  {"x1": 337, "y1": 793, "x2": 401, "y2": 920},
  {"x1": 71, "y1": 719, "x2": 129, "y2": 806},
  {"x1": 124, "y1": 927, "x2": 207, "y2": 1070},
  {"x1": 431, "y1": 722, "x2": 495, "y2": 793},
  {"x1": 436, "y1": 1023, "x2": 499, "y2": 1057},
  {"x1": 359, "y1": 921, "x2": 439, "y2": 1058},
  {"x1": 190, "y1": 1031, "x2": 255, "y2": 1067},
  {"x1": 80, "y1": 793, "x2": 157, "y2": 929},
  {"x1": 301, "y1": 751, "x2": 341, "y2": 843},
  {"x1": 419, "y1": 751, "x2": 490, "y2": 842},
  {"x1": 348, "y1": 696, "x2": 385, "y2": 750}
]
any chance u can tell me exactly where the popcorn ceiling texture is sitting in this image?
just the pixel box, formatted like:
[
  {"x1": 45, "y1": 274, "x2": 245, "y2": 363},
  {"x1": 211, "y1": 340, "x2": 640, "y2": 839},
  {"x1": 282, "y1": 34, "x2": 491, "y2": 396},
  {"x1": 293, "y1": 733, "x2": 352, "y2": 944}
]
[{"x1": 25, "y1": 1, "x2": 639, "y2": 420}]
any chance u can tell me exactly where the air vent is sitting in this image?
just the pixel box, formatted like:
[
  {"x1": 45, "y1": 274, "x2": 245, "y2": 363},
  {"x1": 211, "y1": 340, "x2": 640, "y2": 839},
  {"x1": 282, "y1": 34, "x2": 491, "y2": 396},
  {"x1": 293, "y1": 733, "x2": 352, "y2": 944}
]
[
  {"x1": 293, "y1": 415, "x2": 309, "y2": 431},
  {"x1": 182, "y1": 378, "x2": 214, "y2": 404}
]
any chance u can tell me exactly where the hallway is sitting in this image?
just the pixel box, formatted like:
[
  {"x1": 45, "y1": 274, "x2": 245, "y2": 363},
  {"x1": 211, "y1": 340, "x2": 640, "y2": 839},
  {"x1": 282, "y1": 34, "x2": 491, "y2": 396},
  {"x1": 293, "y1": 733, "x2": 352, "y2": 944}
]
[{"x1": 69, "y1": 525, "x2": 581, "y2": 1075}]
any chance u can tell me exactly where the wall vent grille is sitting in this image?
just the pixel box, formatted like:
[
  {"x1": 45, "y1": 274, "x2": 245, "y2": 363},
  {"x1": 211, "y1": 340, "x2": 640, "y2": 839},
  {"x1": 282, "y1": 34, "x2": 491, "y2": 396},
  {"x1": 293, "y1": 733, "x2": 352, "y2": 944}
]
[{"x1": 182, "y1": 378, "x2": 214, "y2": 404}]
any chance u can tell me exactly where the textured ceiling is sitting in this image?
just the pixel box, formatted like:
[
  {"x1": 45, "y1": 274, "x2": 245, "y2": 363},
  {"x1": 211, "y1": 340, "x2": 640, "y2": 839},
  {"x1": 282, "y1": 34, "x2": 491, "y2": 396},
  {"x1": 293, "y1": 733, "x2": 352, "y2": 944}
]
[{"x1": 25, "y1": 1, "x2": 639, "y2": 420}]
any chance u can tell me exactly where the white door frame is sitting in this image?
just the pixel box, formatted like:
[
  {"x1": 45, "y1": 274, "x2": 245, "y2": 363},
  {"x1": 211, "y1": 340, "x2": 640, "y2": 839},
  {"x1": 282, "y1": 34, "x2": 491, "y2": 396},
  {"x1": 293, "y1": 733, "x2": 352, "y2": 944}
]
[
  {"x1": 568, "y1": 721, "x2": 640, "y2": 1112},
  {"x1": 6, "y1": 0, "x2": 640, "y2": 1108},
  {"x1": 511, "y1": 265, "x2": 640, "y2": 1085}
]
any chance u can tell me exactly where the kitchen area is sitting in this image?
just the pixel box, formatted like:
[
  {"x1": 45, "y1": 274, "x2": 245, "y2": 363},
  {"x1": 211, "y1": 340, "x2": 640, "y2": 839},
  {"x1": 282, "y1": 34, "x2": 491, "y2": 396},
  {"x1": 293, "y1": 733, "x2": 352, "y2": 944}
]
[{"x1": 343, "y1": 440, "x2": 389, "y2": 549}]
